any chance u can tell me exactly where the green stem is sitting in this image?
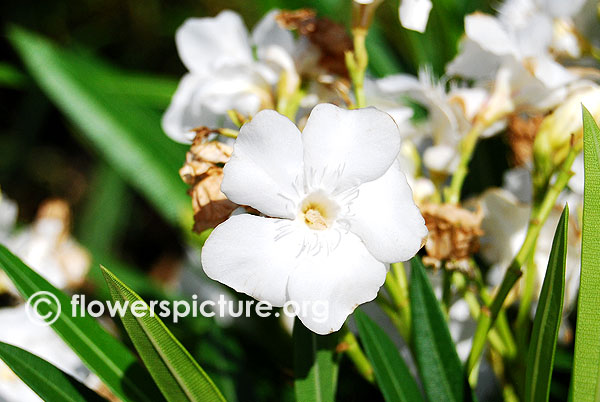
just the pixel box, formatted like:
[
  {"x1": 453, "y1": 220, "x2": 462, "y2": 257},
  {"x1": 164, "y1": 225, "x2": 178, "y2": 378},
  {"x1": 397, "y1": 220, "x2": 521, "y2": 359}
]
[
  {"x1": 445, "y1": 120, "x2": 487, "y2": 204},
  {"x1": 340, "y1": 327, "x2": 375, "y2": 383},
  {"x1": 383, "y1": 263, "x2": 411, "y2": 341},
  {"x1": 466, "y1": 145, "x2": 579, "y2": 375},
  {"x1": 346, "y1": 28, "x2": 368, "y2": 109},
  {"x1": 441, "y1": 268, "x2": 452, "y2": 317}
]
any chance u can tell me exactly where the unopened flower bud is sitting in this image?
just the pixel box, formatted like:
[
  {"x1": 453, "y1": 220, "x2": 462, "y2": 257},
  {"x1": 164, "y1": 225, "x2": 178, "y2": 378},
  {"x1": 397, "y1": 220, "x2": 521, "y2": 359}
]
[
  {"x1": 534, "y1": 85, "x2": 600, "y2": 169},
  {"x1": 352, "y1": 0, "x2": 383, "y2": 30}
]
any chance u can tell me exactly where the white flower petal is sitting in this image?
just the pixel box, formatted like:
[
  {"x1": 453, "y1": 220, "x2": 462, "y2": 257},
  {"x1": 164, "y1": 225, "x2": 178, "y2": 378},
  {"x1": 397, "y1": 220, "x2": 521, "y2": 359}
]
[
  {"x1": 176, "y1": 11, "x2": 253, "y2": 75},
  {"x1": 301, "y1": 104, "x2": 401, "y2": 193},
  {"x1": 540, "y1": 0, "x2": 587, "y2": 17},
  {"x1": 201, "y1": 214, "x2": 303, "y2": 306},
  {"x1": 195, "y1": 65, "x2": 268, "y2": 115},
  {"x1": 446, "y1": 39, "x2": 505, "y2": 80},
  {"x1": 477, "y1": 189, "x2": 529, "y2": 270},
  {"x1": 348, "y1": 161, "x2": 427, "y2": 263},
  {"x1": 376, "y1": 74, "x2": 422, "y2": 94},
  {"x1": 161, "y1": 74, "x2": 219, "y2": 143},
  {"x1": 399, "y1": 0, "x2": 432, "y2": 33},
  {"x1": 287, "y1": 232, "x2": 387, "y2": 334},
  {"x1": 252, "y1": 10, "x2": 295, "y2": 55},
  {"x1": 423, "y1": 144, "x2": 460, "y2": 173},
  {"x1": 221, "y1": 110, "x2": 304, "y2": 218},
  {"x1": 464, "y1": 13, "x2": 516, "y2": 56}
]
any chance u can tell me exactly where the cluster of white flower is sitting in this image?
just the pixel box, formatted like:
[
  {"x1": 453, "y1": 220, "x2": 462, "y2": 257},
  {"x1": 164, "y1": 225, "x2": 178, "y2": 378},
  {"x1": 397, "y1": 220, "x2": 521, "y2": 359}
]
[
  {"x1": 0, "y1": 195, "x2": 96, "y2": 402},
  {"x1": 164, "y1": 0, "x2": 600, "y2": 342}
]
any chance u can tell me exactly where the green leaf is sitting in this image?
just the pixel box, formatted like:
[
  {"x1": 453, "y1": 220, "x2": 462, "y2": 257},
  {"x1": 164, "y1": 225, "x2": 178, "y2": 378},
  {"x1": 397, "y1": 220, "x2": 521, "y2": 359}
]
[
  {"x1": 101, "y1": 266, "x2": 226, "y2": 402},
  {"x1": 525, "y1": 205, "x2": 568, "y2": 402},
  {"x1": 573, "y1": 106, "x2": 600, "y2": 401},
  {"x1": 354, "y1": 309, "x2": 424, "y2": 402},
  {"x1": 0, "y1": 341, "x2": 106, "y2": 402},
  {"x1": 0, "y1": 244, "x2": 160, "y2": 402},
  {"x1": 293, "y1": 318, "x2": 339, "y2": 402},
  {"x1": 8, "y1": 26, "x2": 190, "y2": 227},
  {"x1": 0, "y1": 62, "x2": 28, "y2": 88},
  {"x1": 410, "y1": 257, "x2": 470, "y2": 402}
]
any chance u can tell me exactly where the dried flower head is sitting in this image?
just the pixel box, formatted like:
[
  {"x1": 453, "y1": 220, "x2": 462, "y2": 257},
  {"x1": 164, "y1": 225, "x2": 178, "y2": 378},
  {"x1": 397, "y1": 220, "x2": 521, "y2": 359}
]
[
  {"x1": 276, "y1": 9, "x2": 352, "y2": 77},
  {"x1": 180, "y1": 131, "x2": 237, "y2": 233},
  {"x1": 507, "y1": 113, "x2": 544, "y2": 166},
  {"x1": 421, "y1": 202, "x2": 483, "y2": 272}
]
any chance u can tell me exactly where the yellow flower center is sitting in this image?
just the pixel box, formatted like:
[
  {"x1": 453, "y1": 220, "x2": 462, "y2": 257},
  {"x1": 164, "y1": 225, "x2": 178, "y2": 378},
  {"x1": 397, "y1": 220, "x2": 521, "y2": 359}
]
[{"x1": 299, "y1": 191, "x2": 340, "y2": 230}]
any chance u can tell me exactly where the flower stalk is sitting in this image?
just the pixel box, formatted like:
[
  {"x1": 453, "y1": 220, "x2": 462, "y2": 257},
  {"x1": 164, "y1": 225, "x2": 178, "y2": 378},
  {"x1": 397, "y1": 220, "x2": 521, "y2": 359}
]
[
  {"x1": 345, "y1": 28, "x2": 368, "y2": 109},
  {"x1": 339, "y1": 327, "x2": 375, "y2": 383},
  {"x1": 383, "y1": 264, "x2": 411, "y2": 341},
  {"x1": 466, "y1": 142, "x2": 581, "y2": 376},
  {"x1": 445, "y1": 120, "x2": 487, "y2": 204}
]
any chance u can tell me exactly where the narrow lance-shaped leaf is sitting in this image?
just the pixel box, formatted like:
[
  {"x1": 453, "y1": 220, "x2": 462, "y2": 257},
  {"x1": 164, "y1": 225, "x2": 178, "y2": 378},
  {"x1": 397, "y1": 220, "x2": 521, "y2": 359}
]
[
  {"x1": 410, "y1": 257, "x2": 472, "y2": 402},
  {"x1": 573, "y1": 107, "x2": 600, "y2": 401},
  {"x1": 525, "y1": 205, "x2": 569, "y2": 402},
  {"x1": 101, "y1": 266, "x2": 226, "y2": 402},
  {"x1": 354, "y1": 308, "x2": 424, "y2": 402},
  {"x1": 293, "y1": 318, "x2": 339, "y2": 402},
  {"x1": 7, "y1": 26, "x2": 190, "y2": 227},
  {"x1": 0, "y1": 244, "x2": 161, "y2": 402},
  {"x1": 0, "y1": 341, "x2": 106, "y2": 402}
]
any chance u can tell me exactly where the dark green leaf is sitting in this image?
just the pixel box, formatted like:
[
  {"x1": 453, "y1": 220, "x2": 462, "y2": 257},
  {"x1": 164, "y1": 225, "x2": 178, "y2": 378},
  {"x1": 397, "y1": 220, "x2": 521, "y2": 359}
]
[
  {"x1": 101, "y1": 266, "x2": 225, "y2": 402},
  {"x1": 0, "y1": 244, "x2": 161, "y2": 402},
  {"x1": 0, "y1": 341, "x2": 106, "y2": 402},
  {"x1": 410, "y1": 257, "x2": 470, "y2": 402},
  {"x1": 8, "y1": 26, "x2": 190, "y2": 227},
  {"x1": 354, "y1": 309, "x2": 424, "y2": 402},
  {"x1": 293, "y1": 318, "x2": 339, "y2": 402},
  {"x1": 525, "y1": 206, "x2": 568, "y2": 402}
]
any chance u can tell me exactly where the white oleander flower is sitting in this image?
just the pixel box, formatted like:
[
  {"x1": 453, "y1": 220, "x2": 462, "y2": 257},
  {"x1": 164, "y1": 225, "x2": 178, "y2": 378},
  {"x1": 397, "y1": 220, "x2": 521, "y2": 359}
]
[
  {"x1": 377, "y1": 70, "x2": 494, "y2": 174},
  {"x1": 446, "y1": 10, "x2": 577, "y2": 112},
  {"x1": 1, "y1": 200, "x2": 90, "y2": 295},
  {"x1": 399, "y1": 0, "x2": 433, "y2": 33},
  {"x1": 499, "y1": 0, "x2": 589, "y2": 58},
  {"x1": 201, "y1": 104, "x2": 428, "y2": 334},
  {"x1": 163, "y1": 10, "x2": 310, "y2": 143},
  {"x1": 0, "y1": 306, "x2": 98, "y2": 402}
]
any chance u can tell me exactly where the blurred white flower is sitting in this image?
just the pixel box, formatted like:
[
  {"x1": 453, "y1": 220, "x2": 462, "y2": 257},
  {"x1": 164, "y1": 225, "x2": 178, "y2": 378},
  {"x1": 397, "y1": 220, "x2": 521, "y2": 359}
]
[
  {"x1": 399, "y1": 0, "x2": 433, "y2": 33},
  {"x1": 377, "y1": 70, "x2": 494, "y2": 174},
  {"x1": 201, "y1": 104, "x2": 427, "y2": 334},
  {"x1": 0, "y1": 196, "x2": 17, "y2": 245},
  {"x1": 0, "y1": 199, "x2": 90, "y2": 295},
  {"x1": 163, "y1": 10, "x2": 310, "y2": 143},
  {"x1": 447, "y1": 10, "x2": 577, "y2": 112},
  {"x1": 0, "y1": 306, "x2": 97, "y2": 402},
  {"x1": 499, "y1": 0, "x2": 588, "y2": 58}
]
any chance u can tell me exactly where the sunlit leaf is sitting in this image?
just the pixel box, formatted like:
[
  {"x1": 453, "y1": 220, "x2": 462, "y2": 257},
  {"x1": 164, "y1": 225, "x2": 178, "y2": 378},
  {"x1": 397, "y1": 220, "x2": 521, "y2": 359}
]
[
  {"x1": 572, "y1": 106, "x2": 600, "y2": 401},
  {"x1": 101, "y1": 266, "x2": 226, "y2": 402},
  {"x1": 525, "y1": 206, "x2": 568, "y2": 402}
]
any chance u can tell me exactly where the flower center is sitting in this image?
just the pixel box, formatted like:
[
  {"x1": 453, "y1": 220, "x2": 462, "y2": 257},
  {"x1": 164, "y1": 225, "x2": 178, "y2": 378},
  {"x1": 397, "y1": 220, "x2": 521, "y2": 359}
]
[{"x1": 299, "y1": 191, "x2": 340, "y2": 231}]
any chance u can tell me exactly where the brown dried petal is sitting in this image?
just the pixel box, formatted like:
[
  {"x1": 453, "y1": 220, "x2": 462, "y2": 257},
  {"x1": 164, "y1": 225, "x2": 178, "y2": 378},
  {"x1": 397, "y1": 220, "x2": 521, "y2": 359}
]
[
  {"x1": 421, "y1": 203, "x2": 484, "y2": 271},
  {"x1": 276, "y1": 9, "x2": 352, "y2": 77},
  {"x1": 190, "y1": 167, "x2": 237, "y2": 233},
  {"x1": 507, "y1": 113, "x2": 544, "y2": 166},
  {"x1": 180, "y1": 141, "x2": 233, "y2": 183}
]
